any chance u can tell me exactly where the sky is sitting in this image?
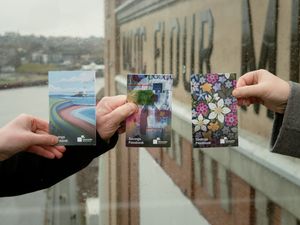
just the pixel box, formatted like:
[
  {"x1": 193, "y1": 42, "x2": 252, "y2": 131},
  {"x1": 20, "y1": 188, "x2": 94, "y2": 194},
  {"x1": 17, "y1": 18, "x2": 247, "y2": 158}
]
[
  {"x1": 49, "y1": 71, "x2": 95, "y2": 94},
  {"x1": 0, "y1": 0, "x2": 105, "y2": 38}
]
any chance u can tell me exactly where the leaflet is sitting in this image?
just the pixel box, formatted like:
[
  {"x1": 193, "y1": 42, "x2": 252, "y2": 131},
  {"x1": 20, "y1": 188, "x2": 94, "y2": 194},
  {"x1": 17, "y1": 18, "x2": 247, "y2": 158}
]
[
  {"x1": 191, "y1": 73, "x2": 238, "y2": 148},
  {"x1": 126, "y1": 74, "x2": 173, "y2": 147},
  {"x1": 49, "y1": 71, "x2": 96, "y2": 145}
]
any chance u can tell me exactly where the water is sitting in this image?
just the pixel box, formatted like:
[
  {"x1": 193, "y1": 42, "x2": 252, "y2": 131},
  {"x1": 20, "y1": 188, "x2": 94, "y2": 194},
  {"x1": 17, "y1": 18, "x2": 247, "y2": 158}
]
[
  {"x1": 72, "y1": 107, "x2": 96, "y2": 125},
  {"x1": 0, "y1": 78, "x2": 103, "y2": 126},
  {"x1": 0, "y1": 86, "x2": 49, "y2": 125},
  {"x1": 79, "y1": 107, "x2": 95, "y2": 118}
]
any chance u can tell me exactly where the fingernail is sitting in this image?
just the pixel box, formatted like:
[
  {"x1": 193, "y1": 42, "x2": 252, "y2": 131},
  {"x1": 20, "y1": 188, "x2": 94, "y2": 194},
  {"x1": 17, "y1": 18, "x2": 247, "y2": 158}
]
[
  {"x1": 52, "y1": 136, "x2": 59, "y2": 144},
  {"x1": 232, "y1": 89, "x2": 239, "y2": 97},
  {"x1": 128, "y1": 103, "x2": 138, "y2": 113},
  {"x1": 58, "y1": 146, "x2": 66, "y2": 152}
]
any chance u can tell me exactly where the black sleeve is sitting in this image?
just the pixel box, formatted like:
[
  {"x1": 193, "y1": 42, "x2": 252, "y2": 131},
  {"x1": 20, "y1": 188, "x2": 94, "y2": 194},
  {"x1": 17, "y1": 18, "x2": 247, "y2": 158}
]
[{"x1": 0, "y1": 133, "x2": 118, "y2": 197}]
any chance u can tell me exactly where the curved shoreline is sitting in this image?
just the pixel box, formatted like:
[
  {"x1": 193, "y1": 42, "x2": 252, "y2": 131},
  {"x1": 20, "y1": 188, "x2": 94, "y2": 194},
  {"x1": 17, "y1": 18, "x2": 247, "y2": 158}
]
[
  {"x1": 58, "y1": 105, "x2": 95, "y2": 136},
  {"x1": 0, "y1": 80, "x2": 47, "y2": 90}
]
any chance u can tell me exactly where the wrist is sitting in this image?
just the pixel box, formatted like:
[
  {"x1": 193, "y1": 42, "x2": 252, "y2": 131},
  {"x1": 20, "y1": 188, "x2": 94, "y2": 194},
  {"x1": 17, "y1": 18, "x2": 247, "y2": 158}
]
[
  {"x1": 0, "y1": 127, "x2": 13, "y2": 161},
  {"x1": 0, "y1": 130, "x2": 8, "y2": 161},
  {"x1": 280, "y1": 81, "x2": 292, "y2": 114},
  {"x1": 0, "y1": 127, "x2": 5, "y2": 151}
]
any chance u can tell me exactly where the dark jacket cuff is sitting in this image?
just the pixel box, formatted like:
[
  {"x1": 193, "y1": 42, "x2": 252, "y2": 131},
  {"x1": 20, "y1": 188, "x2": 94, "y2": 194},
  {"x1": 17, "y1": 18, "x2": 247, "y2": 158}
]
[{"x1": 271, "y1": 81, "x2": 300, "y2": 158}]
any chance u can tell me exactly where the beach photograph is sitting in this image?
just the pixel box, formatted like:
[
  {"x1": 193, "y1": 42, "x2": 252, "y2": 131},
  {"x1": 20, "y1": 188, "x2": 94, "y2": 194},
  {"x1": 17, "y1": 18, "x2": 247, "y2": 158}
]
[{"x1": 49, "y1": 71, "x2": 96, "y2": 145}]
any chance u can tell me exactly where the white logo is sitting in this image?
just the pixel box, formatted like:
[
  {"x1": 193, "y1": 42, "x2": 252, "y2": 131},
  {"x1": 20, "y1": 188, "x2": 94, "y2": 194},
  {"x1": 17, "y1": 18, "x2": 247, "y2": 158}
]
[
  {"x1": 77, "y1": 135, "x2": 85, "y2": 143},
  {"x1": 220, "y1": 136, "x2": 228, "y2": 144},
  {"x1": 153, "y1": 137, "x2": 161, "y2": 144}
]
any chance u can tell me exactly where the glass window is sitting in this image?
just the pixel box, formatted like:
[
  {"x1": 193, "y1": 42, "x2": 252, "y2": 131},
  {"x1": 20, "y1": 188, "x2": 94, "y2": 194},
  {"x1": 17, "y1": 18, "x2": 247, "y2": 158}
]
[
  {"x1": 104, "y1": 0, "x2": 300, "y2": 225},
  {"x1": 2, "y1": 0, "x2": 300, "y2": 225}
]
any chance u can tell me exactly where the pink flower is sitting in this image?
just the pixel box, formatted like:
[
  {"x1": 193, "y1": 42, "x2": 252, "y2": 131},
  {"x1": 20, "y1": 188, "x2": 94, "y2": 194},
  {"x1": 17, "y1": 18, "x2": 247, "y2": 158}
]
[
  {"x1": 196, "y1": 102, "x2": 209, "y2": 115},
  {"x1": 207, "y1": 74, "x2": 219, "y2": 84},
  {"x1": 232, "y1": 80, "x2": 237, "y2": 88},
  {"x1": 225, "y1": 113, "x2": 238, "y2": 127},
  {"x1": 230, "y1": 102, "x2": 237, "y2": 113}
]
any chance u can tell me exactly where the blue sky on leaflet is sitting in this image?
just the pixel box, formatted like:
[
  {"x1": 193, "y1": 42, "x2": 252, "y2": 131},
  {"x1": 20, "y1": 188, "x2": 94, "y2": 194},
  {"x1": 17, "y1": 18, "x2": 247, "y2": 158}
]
[{"x1": 49, "y1": 71, "x2": 95, "y2": 95}]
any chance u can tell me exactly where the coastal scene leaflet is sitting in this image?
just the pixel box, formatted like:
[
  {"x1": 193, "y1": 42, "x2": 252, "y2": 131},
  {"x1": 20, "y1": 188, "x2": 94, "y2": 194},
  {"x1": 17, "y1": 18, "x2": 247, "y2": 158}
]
[{"x1": 49, "y1": 71, "x2": 96, "y2": 145}]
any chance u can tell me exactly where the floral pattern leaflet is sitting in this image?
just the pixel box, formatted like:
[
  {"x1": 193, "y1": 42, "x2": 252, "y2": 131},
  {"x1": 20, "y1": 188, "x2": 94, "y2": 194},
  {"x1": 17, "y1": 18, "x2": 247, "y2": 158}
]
[{"x1": 191, "y1": 73, "x2": 238, "y2": 148}]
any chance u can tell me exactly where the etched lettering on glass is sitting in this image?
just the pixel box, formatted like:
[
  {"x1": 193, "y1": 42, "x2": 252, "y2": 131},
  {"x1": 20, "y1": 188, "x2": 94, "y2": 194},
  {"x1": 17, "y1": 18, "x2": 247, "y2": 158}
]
[
  {"x1": 183, "y1": 16, "x2": 190, "y2": 91},
  {"x1": 199, "y1": 9, "x2": 214, "y2": 74},
  {"x1": 169, "y1": 18, "x2": 180, "y2": 87},
  {"x1": 154, "y1": 22, "x2": 165, "y2": 73},
  {"x1": 241, "y1": 0, "x2": 278, "y2": 119}
]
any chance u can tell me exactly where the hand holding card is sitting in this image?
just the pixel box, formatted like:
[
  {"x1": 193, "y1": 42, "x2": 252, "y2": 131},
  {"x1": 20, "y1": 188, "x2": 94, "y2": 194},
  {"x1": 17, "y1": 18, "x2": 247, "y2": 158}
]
[{"x1": 96, "y1": 95, "x2": 138, "y2": 140}]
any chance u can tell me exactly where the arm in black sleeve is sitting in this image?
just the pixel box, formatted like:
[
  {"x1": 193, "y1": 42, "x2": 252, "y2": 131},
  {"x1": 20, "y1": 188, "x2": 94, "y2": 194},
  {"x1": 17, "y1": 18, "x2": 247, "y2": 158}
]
[
  {"x1": 271, "y1": 82, "x2": 300, "y2": 158},
  {"x1": 0, "y1": 133, "x2": 118, "y2": 197}
]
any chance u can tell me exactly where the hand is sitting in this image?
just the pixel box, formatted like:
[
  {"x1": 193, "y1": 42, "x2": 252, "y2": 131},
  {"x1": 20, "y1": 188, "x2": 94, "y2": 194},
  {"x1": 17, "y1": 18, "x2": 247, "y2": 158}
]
[
  {"x1": 0, "y1": 114, "x2": 66, "y2": 161},
  {"x1": 232, "y1": 69, "x2": 290, "y2": 114},
  {"x1": 96, "y1": 95, "x2": 138, "y2": 140}
]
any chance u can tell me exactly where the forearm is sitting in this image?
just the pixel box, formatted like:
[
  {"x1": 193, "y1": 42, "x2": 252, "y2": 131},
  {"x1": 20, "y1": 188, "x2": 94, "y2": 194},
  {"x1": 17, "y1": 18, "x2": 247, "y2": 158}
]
[
  {"x1": 0, "y1": 133, "x2": 118, "y2": 197},
  {"x1": 271, "y1": 82, "x2": 300, "y2": 157}
]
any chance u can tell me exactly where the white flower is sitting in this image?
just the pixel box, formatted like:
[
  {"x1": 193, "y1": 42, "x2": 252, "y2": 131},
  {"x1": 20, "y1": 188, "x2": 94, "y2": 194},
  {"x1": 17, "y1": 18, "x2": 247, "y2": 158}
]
[
  {"x1": 205, "y1": 95, "x2": 212, "y2": 102},
  {"x1": 192, "y1": 114, "x2": 210, "y2": 132},
  {"x1": 225, "y1": 73, "x2": 230, "y2": 79},
  {"x1": 208, "y1": 99, "x2": 231, "y2": 123},
  {"x1": 205, "y1": 93, "x2": 220, "y2": 102},
  {"x1": 191, "y1": 81, "x2": 200, "y2": 92},
  {"x1": 213, "y1": 93, "x2": 220, "y2": 101}
]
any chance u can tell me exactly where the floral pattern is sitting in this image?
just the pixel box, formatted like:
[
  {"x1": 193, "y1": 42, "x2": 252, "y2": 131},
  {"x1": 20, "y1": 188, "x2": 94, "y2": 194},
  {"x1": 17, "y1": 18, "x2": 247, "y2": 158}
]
[
  {"x1": 191, "y1": 73, "x2": 238, "y2": 147},
  {"x1": 192, "y1": 114, "x2": 210, "y2": 132},
  {"x1": 208, "y1": 99, "x2": 231, "y2": 123}
]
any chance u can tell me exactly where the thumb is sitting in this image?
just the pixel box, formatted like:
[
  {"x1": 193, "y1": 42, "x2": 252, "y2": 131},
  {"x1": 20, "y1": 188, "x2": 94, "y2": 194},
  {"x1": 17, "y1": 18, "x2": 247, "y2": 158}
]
[
  {"x1": 29, "y1": 133, "x2": 58, "y2": 146},
  {"x1": 233, "y1": 85, "x2": 263, "y2": 99},
  {"x1": 109, "y1": 102, "x2": 138, "y2": 126}
]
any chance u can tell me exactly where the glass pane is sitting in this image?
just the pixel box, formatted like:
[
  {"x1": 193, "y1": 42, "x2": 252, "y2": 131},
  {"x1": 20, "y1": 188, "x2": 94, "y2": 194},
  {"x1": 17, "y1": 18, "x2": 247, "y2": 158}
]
[
  {"x1": 103, "y1": 0, "x2": 300, "y2": 225},
  {"x1": 1, "y1": 0, "x2": 300, "y2": 225}
]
